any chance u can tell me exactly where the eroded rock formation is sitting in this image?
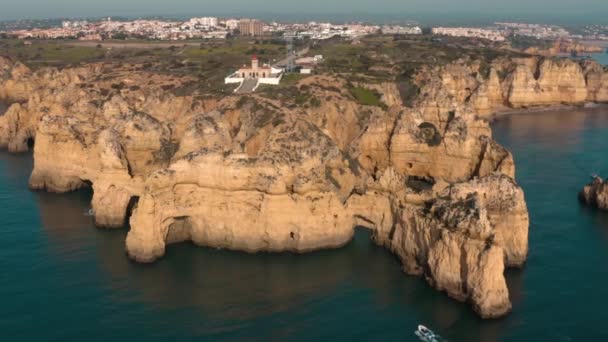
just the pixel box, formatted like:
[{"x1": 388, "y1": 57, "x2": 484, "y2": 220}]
[
  {"x1": 6, "y1": 53, "x2": 605, "y2": 319},
  {"x1": 580, "y1": 176, "x2": 608, "y2": 210},
  {"x1": 415, "y1": 56, "x2": 608, "y2": 116}
]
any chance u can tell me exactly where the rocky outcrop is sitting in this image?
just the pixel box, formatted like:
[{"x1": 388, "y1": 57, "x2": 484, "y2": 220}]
[
  {"x1": 525, "y1": 40, "x2": 605, "y2": 56},
  {"x1": 505, "y1": 58, "x2": 588, "y2": 107},
  {"x1": 0, "y1": 55, "x2": 532, "y2": 319},
  {"x1": 348, "y1": 173, "x2": 526, "y2": 318},
  {"x1": 580, "y1": 176, "x2": 608, "y2": 210},
  {"x1": 416, "y1": 56, "x2": 608, "y2": 116},
  {"x1": 122, "y1": 89, "x2": 528, "y2": 318},
  {"x1": 127, "y1": 118, "x2": 360, "y2": 261},
  {"x1": 583, "y1": 61, "x2": 608, "y2": 103}
]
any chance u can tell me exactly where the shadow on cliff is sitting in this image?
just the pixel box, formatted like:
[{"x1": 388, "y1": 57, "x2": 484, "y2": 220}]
[{"x1": 0, "y1": 101, "x2": 8, "y2": 116}]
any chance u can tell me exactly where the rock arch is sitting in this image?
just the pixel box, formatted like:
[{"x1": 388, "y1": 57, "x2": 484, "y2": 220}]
[
  {"x1": 165, "y1": 216, "x2": 193, "y2": 245},
  {"x1": 91, "y1": 183, "x2": 137, "y2": 228}
]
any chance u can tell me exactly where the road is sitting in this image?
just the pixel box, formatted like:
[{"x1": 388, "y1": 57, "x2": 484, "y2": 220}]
[{"x1": 273, "y1": 46, "x2": 310, "y2": 69}]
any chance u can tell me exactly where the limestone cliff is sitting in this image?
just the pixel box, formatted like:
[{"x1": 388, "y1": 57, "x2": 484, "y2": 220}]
[
  {"x1": 0, "y1": 54, "x2": 536, "y2": 319},
  {"x1": 525, "y1": 40, "x2": 605, "y2": 56},
  {"x1": 416, "y1": 56, "x2": 608, "y2": 116}
]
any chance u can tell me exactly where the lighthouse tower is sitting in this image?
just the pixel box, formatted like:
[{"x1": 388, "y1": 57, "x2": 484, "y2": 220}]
[{"x1": 251, "y1": 55, "x2": 259, "y2": 69}]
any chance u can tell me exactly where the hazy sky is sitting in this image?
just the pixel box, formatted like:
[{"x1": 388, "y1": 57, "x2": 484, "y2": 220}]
[{"x1": 0, "y1": 0, "x2": 606, "y2": 25}]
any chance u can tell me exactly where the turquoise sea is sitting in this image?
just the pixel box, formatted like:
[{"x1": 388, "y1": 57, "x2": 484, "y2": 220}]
[
  {"x1": 2, "y1": 106, "x2": 608, "y2": 341},
  {"x1": 592, "y1": 52, "x2": 608, "y2": 66}
]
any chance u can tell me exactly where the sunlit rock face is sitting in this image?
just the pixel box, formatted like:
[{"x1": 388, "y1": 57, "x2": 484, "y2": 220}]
[
  {"x1": 580, "y1": 176, "x2": 608, "y2": 211},
  {"x1": 505, "y1": 58, "x2": 588, "y2": 107},
  {"x1": 416, "y1": 56, "x2": 608, "y2": 116},
  {"x1": 0, "y1": 54, "x2": 543, "y2": 319}
]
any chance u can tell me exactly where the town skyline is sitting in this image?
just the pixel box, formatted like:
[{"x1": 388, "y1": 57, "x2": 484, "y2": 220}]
[
  {"x1": 4, "y1": 16, "x2": 606, "y2": 43},
  {"x1": 0, "y1": 0, "x2": 607, "y2": 26}
]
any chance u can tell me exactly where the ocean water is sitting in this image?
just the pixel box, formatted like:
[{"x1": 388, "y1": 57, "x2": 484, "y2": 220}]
[
  {"x1": 2, "y1": 108, "x2": 608, "y2": 341},
  {"x1": 592, "y1": 52, "x2": 608, "y2": 66}
]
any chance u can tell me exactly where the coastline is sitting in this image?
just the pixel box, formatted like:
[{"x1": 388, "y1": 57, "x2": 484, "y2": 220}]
[
  {"x1": 6, "y1": 46, "x2": 608, "y2": 320},
  {"x1": 488, "y1": 102, "x2": 608, "y2": 121}
]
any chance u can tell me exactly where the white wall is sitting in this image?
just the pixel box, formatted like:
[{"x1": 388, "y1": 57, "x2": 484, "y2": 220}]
[
  {"x1": 225, "y1": 77, "x2": 244, "y2": 84},
  {"x1": 225, "y1": 72, "x2": 244, "y2": 84},
  {"x1": 258, "y1": 73, "x2": 283, "y2": 85},
  {"x1": 225, "y1": 72, "x2": 283, "y2": 91}
]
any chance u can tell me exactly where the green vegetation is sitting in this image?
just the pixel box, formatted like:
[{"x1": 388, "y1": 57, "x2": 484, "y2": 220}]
[
  {"x1": 507, "y1": 35, "x2": 553, "y2": 51},
  {"x1": 348, "y1": 86, "x2": 386, "y2": 108},
  {"x1": 312, "y1": 34, "x2": 527, "y2": 85},
  {"x1": 280, "y1": 73, "x2": 307, "y2": 86},
  {"x1": 396, "y1": 72, "x2": 419, "y2": 108},
  {"x1": 255, "y1": 73, "x2": 323, "y2": 108},
  {"x1": 182, "y1": 40, "x2": 283, "y2": 62},
  {"x1": 0, "y1": 39, "x2": 105, "y2": 67},
  {"x1": 311, "y1": 39, "x2": 372, "y2": 75},
  {"x1": 0, "y1": 37, "x2": 285, "y2": 96},
  {"x1": 257, "y1": 82, "x2": 318, "y2": 109},
  {"x1": 0, "y1": 33, "x2": 531, "y2": 104}
]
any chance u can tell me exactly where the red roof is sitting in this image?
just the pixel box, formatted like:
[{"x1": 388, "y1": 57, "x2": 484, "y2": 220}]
[{"x1": 252, "y1": 54, "x2": 258, "y2": 60}]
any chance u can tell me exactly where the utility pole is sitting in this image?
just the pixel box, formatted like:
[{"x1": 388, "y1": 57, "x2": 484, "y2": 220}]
[{"x1": 284, "y1": 31, "x2": 296, "y2": 73}]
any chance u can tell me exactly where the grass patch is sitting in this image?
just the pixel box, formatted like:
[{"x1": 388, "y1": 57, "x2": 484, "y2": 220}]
[
  {"x1": 0, "y1": 39, "x2": 106, "y2": 67},
  {"x1": 348, "y1": 86, "x2": 386, "y2": 109},
  {"x1": 281, "y1": 73, "x2": 308, "y2": 86}
]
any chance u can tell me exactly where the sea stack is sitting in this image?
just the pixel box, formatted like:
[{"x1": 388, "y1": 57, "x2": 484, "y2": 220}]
[{"x1": 580, "y1": 175, "x2": 608, "y2": 210}]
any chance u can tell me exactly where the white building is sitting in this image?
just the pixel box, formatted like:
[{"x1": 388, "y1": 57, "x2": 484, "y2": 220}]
[
  {"x1": 432, "y1": 27, "x2": 505, "y2": 42},
  {"x1": 187, "y1": 17, "x2": 218, "y2": 28},
  {"x1": 225, "y1": 56, "x2": 284, "y2": 92},
  {"x1": 381, "y1": 26, "x2": 422, "y2": 35},
  {"x1": 62, "y1": 20, "x2": 88, "y2": 28},
  {"x1": 224, "y1": 19, "x2": 240, "y2": 30}
]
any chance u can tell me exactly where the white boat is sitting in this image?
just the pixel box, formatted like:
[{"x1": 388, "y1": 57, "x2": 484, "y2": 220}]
[{"x1": 415, "y1": 325, "x2": 439, "y2": 342}]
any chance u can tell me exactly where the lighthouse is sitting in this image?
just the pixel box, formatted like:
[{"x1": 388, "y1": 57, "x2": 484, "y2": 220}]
[{"x1": 225, "y1": 54, "x2": 283, "y2": 92}]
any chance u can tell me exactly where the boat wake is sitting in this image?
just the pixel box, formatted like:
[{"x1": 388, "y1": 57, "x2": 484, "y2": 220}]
[{"x1": 415, "y1": 325, "x2": 445, "y2": 342}]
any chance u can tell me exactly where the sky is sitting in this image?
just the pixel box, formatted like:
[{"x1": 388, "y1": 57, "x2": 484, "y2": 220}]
[{"x1": 0, "y1": 0, "x2": 606, "y2": 25}]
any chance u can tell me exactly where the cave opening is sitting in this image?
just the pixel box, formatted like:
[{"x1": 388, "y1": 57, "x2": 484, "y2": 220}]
[
  {"x1": 26, "y1": 137, "x2": 34, "y2": 150},
  {"x1": 0, "y1": 101, "x2": 8, "y2": 116},
  {"x1": 533, "y1": 57, "x2": 545, "y2": 81},
  {"x1": 406, "y1": 176, "x2": 436, "y2": 193},
  {"x1": 125, "y1": 196, "x2": 140, "y2": 229},
  {"x1": 165, "y1": 216, "x2": 193, "y2": 245}
]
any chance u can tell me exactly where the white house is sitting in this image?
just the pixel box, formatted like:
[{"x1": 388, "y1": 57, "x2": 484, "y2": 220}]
[{"x1": 225, "y1": 55, "x2": 284, "y2": 92}]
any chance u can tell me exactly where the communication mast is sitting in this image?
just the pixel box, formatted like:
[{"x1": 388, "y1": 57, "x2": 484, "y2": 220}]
[{"x1": 284, "y1": 31, "x2": 296, "y2": 73}]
